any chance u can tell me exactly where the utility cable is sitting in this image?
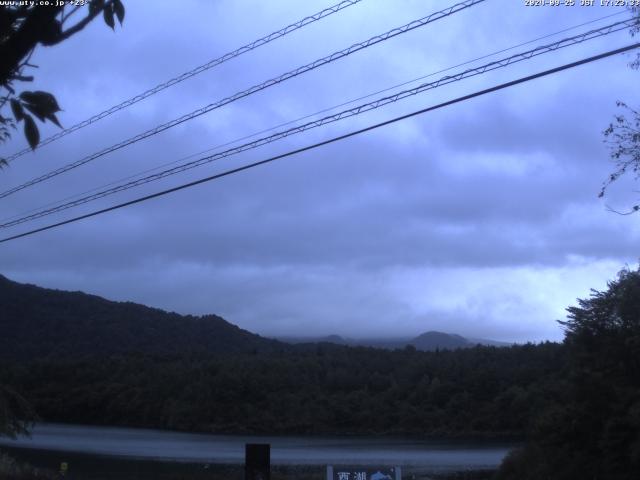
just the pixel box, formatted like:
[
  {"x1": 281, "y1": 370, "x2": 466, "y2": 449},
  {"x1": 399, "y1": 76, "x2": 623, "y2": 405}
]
[
  {"x1": 2, "y1": 9, "x2": 623, "y2": 225},
  {"x1": 1, "y1": 42, "x2": 638, "y2": 244},
  {"x1": 2, "y1": 0, "x2": 364, "y2": 163},
  {"x1": 0, "y1": 0, "x2": 486, "y2": 199},
  {"x1": 1, "y1": 17, "x2": 633, "y2": 229}
]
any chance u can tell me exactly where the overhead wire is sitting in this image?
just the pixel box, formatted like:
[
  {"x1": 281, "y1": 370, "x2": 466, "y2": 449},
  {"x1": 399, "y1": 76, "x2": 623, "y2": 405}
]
[
  {"x1": 2, "y1": 0, "x2": 365, "y2": 163},
  {"x1": 4, "y1": 7, "x2": 624, "y2": 226},
  {"x1": 0, "y1": 0, "x2": 487, "y2": 199},
  {"x1": 1, "y1": 16, "x2": 635, "y2": 229},
  {"x1": 2, "y1": 42, "x2": 638, "y2": 244},
  {"x1": 3, "y1": 8, "x2": 624, "y2": 224}
]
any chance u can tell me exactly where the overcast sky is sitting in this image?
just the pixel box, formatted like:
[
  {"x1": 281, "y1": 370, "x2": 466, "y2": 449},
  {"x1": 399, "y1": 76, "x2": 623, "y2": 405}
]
[{"x1": 1, "y1": 0, "x2": 639, "y2": 342}]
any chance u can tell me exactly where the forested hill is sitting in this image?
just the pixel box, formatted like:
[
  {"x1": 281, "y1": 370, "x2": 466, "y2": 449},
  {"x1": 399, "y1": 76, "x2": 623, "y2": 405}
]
[
  {"x1": 0, "y1": 274, "x2": 282, "y2": 360},
  {"x1": 1, "y1": 342, "x2": 566, "y2": 436},
  {"x1": 0, "y1": 274, "x2": 571, "y2": 439}
]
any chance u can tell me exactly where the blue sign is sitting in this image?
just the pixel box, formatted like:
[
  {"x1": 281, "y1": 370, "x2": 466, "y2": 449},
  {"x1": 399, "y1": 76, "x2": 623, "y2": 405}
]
[{"x1": 327, "y1": 466, "x2": 401, "y2": 480}]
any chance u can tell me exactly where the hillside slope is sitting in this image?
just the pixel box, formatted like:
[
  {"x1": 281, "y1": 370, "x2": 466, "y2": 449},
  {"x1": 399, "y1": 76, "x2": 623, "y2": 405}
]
[{"x1": 0, "y1": 274, "x2": 282, "y2": 359}]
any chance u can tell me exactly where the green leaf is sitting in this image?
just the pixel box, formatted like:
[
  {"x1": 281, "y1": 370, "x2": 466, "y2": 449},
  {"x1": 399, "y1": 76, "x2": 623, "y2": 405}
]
[
  {"x1": 19, "y1": 90, "x2": 63, "y2": 125},
  {"x1": 10, "y1": 99, "x2": 24, "y2": 122},
  {"x1": 89, "y1": 0, "x2": 105, "y2": 16},
  {"x1": 23, "y1": 115, "x2": 39, "y2": 150},
  {"x1": 23, "y1": 103, "x2": 46, "y2": 122},
  {"x1": 46, "y1": 112, "x2": 62, "y2": 128},
  {"x1": 19, "y1": 91, "x2": 60, "y2": 113},
  {"x1": 104, "y1": 4, "x2": 115, "y2": 30},
  {"x1": 113, "y1": 0, "x2": 125, "y2": 25},
  {"x1": 24, "y1": 103, "x2": 46, "y2": 122}
]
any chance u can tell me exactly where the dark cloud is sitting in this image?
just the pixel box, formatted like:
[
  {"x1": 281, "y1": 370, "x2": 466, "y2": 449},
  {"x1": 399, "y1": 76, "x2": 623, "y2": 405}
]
[{"x1": 1, "y1": 0, "x2": 638, "y2": 342}]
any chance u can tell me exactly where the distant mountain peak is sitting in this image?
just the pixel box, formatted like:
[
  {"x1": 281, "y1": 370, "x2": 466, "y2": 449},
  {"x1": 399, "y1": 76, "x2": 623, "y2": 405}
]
[
  {"x1": 415, "y1": 330, "x2": 468, "y2": 340},
  {"x1": 277, "y1": 330, "x2": 508, "y2": 351},
  {"x1": 409, "y1": 331, "x2": 470, "y2": 350},
  {"x1": 324, "y1": 334, "x2": 345, "y2": 342}
]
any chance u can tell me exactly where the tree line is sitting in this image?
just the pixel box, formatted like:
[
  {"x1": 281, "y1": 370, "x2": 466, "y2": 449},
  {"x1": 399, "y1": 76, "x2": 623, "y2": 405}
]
[{"x1": 0, "y1": 342, "x2": 564, "y2": 437}]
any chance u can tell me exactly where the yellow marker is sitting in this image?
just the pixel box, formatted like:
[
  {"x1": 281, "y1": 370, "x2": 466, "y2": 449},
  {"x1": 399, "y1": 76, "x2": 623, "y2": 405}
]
[{"x1": 60, "y1": 462, "x2": 68, "y2": 476}]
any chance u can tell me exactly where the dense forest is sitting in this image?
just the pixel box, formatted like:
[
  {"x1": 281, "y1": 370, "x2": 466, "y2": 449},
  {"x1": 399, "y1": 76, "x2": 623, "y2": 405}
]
[{"x1": 0, "y1": 342, "x2": 563, "y2": 437}]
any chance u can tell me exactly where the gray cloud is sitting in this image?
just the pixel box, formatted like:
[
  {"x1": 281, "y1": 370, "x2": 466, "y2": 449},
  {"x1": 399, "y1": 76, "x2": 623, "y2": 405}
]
[{"x1": 1, "y1": 0, "x2": 638, "y2": 342}]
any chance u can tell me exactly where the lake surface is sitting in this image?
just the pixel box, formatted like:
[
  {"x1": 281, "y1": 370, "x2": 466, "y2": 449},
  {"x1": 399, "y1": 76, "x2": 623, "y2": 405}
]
[{"x1": 0, "y1": 423, "x2": 515, "y2": 471}]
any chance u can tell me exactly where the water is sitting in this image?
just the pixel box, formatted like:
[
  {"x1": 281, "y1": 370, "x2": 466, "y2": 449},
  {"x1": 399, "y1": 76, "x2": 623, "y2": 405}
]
[{"x1": 0, "y1": 423, "x2": 515, "y2": 475}]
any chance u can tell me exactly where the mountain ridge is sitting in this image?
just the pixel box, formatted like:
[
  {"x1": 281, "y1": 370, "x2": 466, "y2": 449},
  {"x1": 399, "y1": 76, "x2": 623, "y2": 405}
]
[
  {"x1": 0, "y1": 274, "x2": 283, "y2": 360},
  {"x1": 0, "y1": 274, "x2": 510, "y2": 360},
  {"x1": 278, "y1": 330, "x2": 511, "y2": 351}
]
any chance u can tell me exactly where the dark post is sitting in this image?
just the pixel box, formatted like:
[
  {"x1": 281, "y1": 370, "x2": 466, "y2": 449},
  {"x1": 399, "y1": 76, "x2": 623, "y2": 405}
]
[{"x1": 245, "y1": 443, "x2": 270, "y2": 480}]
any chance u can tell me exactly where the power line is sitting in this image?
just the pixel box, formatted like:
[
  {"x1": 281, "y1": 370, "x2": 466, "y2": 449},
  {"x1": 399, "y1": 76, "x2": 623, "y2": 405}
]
[
  {"x1": 2, "y1": 11, "x2": 623, "y2": 226},
  {"x1": 2, "y1": 42, "x2": 638, "y2": 244},
  {"x1": 3, "y1": 9, "x2": 623, "y2": 225},
  {"x1": 2, "y1": 0, "x2": 364, "y2": 163},
  {"x1": 2, "y1": 17, "x2": 633, "y2": 229},
  {"x1": 2, "y1": 17, "x2": 632, "y2": 227},
  {"x1": 0, "y1": 0, "x2": 486, "y2": 200}
]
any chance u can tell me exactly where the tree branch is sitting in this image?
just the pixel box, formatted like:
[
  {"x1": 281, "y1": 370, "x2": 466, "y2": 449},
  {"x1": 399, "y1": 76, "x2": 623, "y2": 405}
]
[
  {"x1": 0, "y1": 7, "x2": 63, "y2": 86},
  {"x1": 58, "y1": 1, "x2": 113, "y2": 42}
]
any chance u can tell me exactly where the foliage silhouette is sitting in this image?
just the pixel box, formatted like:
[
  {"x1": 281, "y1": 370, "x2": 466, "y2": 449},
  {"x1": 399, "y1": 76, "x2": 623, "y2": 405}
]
[
  {"x1": 0, "y1": 0, "x2": 124, "y2": 162},
  {"x1": 600, "y1": 7, "x2": 640, "y2": 213},
  {"x1": 496, "y1": 267, "x2": 640, "y2": 479}
]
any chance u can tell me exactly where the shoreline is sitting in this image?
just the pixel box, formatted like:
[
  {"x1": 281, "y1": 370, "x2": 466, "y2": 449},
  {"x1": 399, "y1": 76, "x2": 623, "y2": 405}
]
[{"x1": 2, "y1": 447, "x2": 498, "y2": 480}]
